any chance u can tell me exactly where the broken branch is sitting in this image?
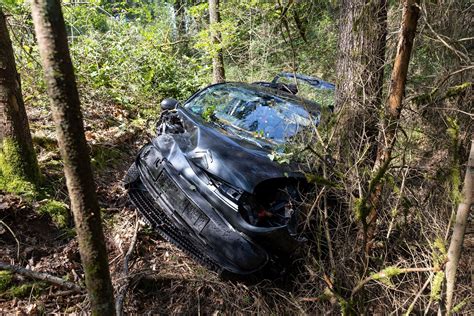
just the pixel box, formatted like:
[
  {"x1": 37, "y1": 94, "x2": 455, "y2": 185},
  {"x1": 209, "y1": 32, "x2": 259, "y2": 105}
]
[
  {"x1": 115, "y1": 211, "x2": 140, "y2": 316},
  {"x1": 0, "y1": 262, "x2": 83, "y2": 293},
  {"x1": 351, "y1": 266, "x2": 435, "y2": 297},
  {"x1": 445, "y1": 140, "x2": 473, "y2": 314}
]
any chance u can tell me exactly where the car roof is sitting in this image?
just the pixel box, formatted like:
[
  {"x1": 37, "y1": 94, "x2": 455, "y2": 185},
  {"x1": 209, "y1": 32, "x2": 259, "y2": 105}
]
[{"x1": 272, "y1": 72, "x2": 335, "y2": 90}]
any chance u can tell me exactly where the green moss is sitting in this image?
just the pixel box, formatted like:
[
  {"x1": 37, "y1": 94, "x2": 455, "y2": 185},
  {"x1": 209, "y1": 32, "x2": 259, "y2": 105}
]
[
  {"x1": 0, "y1": 271, "x2": 12, "y2": 292},
  {"x1": 354, "y1": 157, "x2": 391, "y2": 226},
  {"x1": 353, "y1": 198, "x2": 364, "y2": 222},
  {"x1": 413, "y1": 90, "x2": 436, "y2": 106},
  {"x1": 370, "y1": 266, "x2": 403, "y2": 287},
  {"x1": 0, "y1": 138, "x2": 40, "y2": 198},
  {"x1": 413, "y1": 82, "x2": 471, "y2": 106},
  {"x1": 430, "y1": 271, "x2": 445, "y2": 301},
  {"x1": 446, "y1": 117, "x2": 462, "y2": 203},
  {"x1": 38, "y1": 200, "x2": 70, "y2": 228},
  {"x1": 445, "y1": 82, "x2": 471, "y2": 99},
  {"x1": 431, "y1": 237, "x2": 447, "y2": 269},
  {"x1": 0, "y1": 178, "x2": 38, "y2": 199},
  {"x1": 305, "y1": 173, "x2": 341, "y2": 188},
  {"x1": 451, "y1": 297, "x2": 469, "y2": 314},
  {"x1": 7, "y1": 282, "x2": 46, "y2": 298}
]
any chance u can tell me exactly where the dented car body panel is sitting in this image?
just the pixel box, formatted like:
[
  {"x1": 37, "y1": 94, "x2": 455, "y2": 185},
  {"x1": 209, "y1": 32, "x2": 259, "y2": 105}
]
[{"x1": 126, "y1": 79, "x2": 334, "y2": 276}]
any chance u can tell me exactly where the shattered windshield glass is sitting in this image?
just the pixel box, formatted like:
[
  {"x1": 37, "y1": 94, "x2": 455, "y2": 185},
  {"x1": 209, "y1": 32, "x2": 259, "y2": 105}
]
[{"x1": 184, "y1": 84, "x2": 319, "y2": 144}]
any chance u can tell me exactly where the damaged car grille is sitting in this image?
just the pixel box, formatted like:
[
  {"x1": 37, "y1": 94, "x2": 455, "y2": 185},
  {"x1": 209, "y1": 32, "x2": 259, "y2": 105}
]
[{"x1": 128, "y1": 181, "x2": 221, "y2": 272}]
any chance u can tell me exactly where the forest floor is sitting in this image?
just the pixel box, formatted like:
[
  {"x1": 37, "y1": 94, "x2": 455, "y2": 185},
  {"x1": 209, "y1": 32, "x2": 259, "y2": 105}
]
[
  {"x1": 0, "y1": 99, "x2": 306, "y2": 314},
  {"x1": 1, "y1": 97, "x2": 473, "y2": 314}
]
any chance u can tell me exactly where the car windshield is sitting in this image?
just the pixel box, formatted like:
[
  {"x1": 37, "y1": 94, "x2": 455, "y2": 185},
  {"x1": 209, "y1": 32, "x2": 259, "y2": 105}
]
[{"x1": 184, "y1": 84, "x2": 319, "y2": 144}]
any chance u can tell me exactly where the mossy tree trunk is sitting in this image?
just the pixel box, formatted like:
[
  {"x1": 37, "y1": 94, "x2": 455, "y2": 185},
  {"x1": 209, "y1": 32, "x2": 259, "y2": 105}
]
[
  {"x1": 209, "y1": 0, "x2": 225, "y2": 83},
  {"x1": 30, "y1": 0, "x2": 114, "y2": 315},
  {"x1": 445, "y1": 140, "x2": 473, "y2": 314},
  {"x1": 0, "y1": 9, "x2": 41, "y2": 188},
  {"x1": 335, "y1": 0, "x2": 387, "y2": 163},
  {"x1": 363, "y1": 0, "x2": 420, "y2": 250}
]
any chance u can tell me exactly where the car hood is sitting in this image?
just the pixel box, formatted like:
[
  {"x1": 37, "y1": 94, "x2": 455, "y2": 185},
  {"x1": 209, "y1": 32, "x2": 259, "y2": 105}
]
[{"x1": 160, "y1": 108, "x2": 304, "y2": 193}]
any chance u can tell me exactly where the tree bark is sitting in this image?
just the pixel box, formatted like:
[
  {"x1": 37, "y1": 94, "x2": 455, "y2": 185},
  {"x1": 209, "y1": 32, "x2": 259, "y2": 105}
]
[
  {"x1": 364, "y1": 0, "x2": 420, "y2": 250},
  {"x1": 30, "y1": 0, "x2": 114, "y2": 315},
  {"x1": 174, "y1": 0, "x2": 186, "y2": 38},
  {"x1": 445, "y1": 140, "x2": 473, "y2": 314},
  {"x1": 209, "y1": 0, "x2": 225, "y2": 83},
  {"x1": 0, "y1": 9, "x2": 40, "y2": 185},
  {"x1": 335, "y1": 0, "x2": 387, "y2": 163}
]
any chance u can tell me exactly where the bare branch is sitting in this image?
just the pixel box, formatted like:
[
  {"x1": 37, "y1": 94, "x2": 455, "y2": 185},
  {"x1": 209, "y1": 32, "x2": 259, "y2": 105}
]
[{"x1": 0, "y1": 262, "x2": 83, "y2": 293}]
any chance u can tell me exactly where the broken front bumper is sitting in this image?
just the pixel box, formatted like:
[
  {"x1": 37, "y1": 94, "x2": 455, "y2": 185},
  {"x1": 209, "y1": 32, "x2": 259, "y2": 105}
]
[{"x1": 126, "y1": 144, "x2": 303, "y2": 276}]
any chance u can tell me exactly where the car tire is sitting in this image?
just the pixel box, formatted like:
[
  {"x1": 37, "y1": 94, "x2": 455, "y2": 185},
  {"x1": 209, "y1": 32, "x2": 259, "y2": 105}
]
[{"x1": 123, "y1": 161, "x2": 140, "y2": 186}]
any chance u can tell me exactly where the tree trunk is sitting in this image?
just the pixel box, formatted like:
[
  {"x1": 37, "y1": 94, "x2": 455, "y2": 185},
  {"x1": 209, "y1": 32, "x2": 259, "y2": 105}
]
[
  {"x1": 0, "y1": 9, "x2": 40, "y2": 187},
  {"x1": 30, "y1": 1, "x2": 114, "y2": 315},
  {"x1": 364, "y1": 0, "x2": 420, "y2": 250},
  {"x1": 174, "y1": 0, "x2": 186, "y2": 38},
  {"x1": 335, "y1": 0, "x2": 387, "y2": 163},
  {"x1": 209, "y1": 0, "x2": 225, "y2": 83},
  {"x1": 445, "y1": 140, "x2": 473, "y2": 314}
]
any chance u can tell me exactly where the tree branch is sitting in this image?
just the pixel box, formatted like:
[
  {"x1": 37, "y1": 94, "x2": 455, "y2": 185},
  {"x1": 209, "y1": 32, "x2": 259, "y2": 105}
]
[{"x1": 0, "y1": 262, "x2": 83, "y2": 293}]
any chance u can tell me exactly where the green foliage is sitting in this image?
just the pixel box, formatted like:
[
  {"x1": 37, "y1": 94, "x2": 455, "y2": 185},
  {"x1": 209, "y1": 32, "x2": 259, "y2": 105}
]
[
  {"x1": 91, "y1": 145, "x2": 122, "y2": 170},
  {"x1": 69, "y1": 25, "x2": 207, "y2": 108},
  {"x1": 194, "y1": 20, "x2": 238, "y2": 58},
  {"x1": 38, "y1": 200, "x2": 70, "y2": 229},
  {"x1": 268, "y1": 151, "x2": 294, "y2": 165},
  {"x1": 201, "y1": 104, "x2": 217, "y2": 122},
  {"x1": 0, "y1": 0, "x2": 29, "y2": 14},
  {"x1": 11, "y1": 2, "x2": 208, "y2": 120}
]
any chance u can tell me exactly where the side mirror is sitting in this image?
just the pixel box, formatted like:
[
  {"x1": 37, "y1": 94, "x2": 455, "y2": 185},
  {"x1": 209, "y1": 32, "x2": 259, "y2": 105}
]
[{"x1": 161, "y1": 98, "x2": 179, "y2": 110}]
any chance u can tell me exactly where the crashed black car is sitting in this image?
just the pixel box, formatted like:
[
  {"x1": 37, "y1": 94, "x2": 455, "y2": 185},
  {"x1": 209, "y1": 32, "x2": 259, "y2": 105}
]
[{"x1": 125, "y1": 73, "x2": 335, "y2": 276}]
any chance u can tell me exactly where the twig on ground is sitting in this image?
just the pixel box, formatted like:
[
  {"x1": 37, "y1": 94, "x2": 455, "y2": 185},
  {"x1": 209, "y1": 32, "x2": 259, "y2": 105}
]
[
  {"x1": 115, "y1": 210, "x2": 140, "y2": 316},
  {"x1": 0, "y1": 220, "x2": 20, "y2": 260},
  {"x1": 0, "y1": 262, "x2": 83, "y2": 293},
  {"x1": 351, "y1": 267, "x2": 435, "y2": 297},
  {"x1": 404, "y1": 272, "x2": 434, "y2": 315}
]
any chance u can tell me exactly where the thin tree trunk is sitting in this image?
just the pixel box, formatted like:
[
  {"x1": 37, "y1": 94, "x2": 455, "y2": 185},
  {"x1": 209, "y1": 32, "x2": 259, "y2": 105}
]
[
  {"x1": 364, "y1": 0, "x2": 420, "y2": 250},
  {"x1": 0, "y1": 9, "x2": 40, "y2": 185},
  {"x1": 209, "y1": 0, "x2": 225, "y2": 83},
  {"x1": 335, "y1": 0, "x2": 387, "y2": 163},
  {"x1": 445, "y1": 140, "x2": 473, "y2": 314},
  {"x1": 30, "y1": 0, "x2": 114, "y2": 315},
  {"x1": 174, "y1": 0, "x2": 186, "y2": 38}
]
